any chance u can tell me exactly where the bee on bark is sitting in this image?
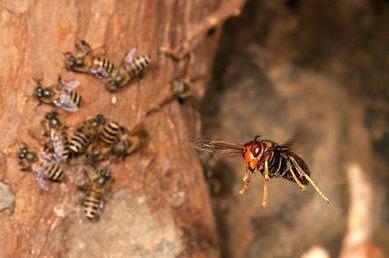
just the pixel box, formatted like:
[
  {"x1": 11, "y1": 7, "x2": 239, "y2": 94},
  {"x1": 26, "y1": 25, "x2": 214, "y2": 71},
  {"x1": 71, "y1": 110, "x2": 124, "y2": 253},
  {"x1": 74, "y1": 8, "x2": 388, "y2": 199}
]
[
  {"x1": 34, "y1": 77, "x2": 82, "y2": 112},
  {"x1": 110, "y1": 126, "x2": 148, "y2": 159},
  {"x1": 192, "y1": 136, "x2": 330, "y2": 206},
  {"x1": 64, "y1": 39, "x2": 117, "y2": 78},
  {"x1": 41, "y1": 111, "x2": 70, "y2": 163},
  {"x1": 85, "y1": 119, "x2": 122, "y2": 165},
  {"x1": 78, "y1": 167, "x2": 112, "y2": 221},
  {"x1": 171, "y1": 78, "x2": 193, "y2": 104},
  {"x1": 68, "y1": 114, "x2": 106, "y2": 156},
  {"x1": 106, "y1": 48, "x2": 151, "y2": 92},
  {"x1": 18, "y1": 145, "x2": 65, "y2": 191}
]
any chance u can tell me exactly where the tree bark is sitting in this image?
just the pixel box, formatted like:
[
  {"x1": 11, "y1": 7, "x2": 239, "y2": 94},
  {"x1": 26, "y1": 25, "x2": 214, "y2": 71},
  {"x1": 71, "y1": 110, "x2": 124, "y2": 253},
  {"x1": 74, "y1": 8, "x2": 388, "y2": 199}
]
[{"x1": 0, "y1": 1, "x2": 245, "y2": 257}]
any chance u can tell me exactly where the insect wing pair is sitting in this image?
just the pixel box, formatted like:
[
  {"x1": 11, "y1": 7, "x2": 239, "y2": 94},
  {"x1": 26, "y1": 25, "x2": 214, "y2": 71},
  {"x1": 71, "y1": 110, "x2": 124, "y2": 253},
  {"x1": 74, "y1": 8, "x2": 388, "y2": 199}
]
[{"x1": 54, "y1": 79, "x2": 80, "y2": 112}]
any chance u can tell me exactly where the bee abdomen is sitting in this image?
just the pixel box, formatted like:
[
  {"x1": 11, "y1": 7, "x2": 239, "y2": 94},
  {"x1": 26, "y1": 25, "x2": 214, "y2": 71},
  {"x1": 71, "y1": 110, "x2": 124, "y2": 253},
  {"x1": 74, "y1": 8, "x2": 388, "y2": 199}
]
[
  {"x1": 84, "y1": 193, "x2": 102, "y2": 220},
  {"x1": 69, "y1": 91, "x2": 82, "y2": 107},
  {"x1": 96, "y1": 57, "x2": 115, "y2": 75},
  {"x1": 68, "y1": 130, "x2": 89, "y2": 154},
  {"x1": 100, "y1": 122, "x2": 120, "y2": 146},
  {"x1": 44, "y1": 163, "x2": 65, "y2": 181},
  {"x1": 129, "y1": 54, "x2": 150, "y2": 77}
]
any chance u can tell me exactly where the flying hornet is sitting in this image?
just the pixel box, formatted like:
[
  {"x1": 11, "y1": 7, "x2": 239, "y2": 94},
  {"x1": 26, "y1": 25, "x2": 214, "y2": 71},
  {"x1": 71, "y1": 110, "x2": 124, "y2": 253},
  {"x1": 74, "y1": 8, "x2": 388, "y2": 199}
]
[{"x1": 193, "y1": 136, "x2": 330, "y2": 206}]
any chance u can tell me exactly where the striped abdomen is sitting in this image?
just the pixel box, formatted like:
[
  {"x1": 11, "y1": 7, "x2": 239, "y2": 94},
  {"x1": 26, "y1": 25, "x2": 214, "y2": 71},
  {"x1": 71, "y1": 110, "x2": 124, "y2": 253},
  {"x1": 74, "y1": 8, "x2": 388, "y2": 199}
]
[
  {"x1": 43, "y1": 162, "x2": 65, "y2": 181},
  {"x1": 94, "y1": 57, "x2": 116, "y2": 77},
  {"x1": 267, "y1": 148, "x2": 309, "y2": 184},
  {"x1": 68, "y1": 91, "x2": 82, "y2": 107},
  {"x1": 84, "y1": 190, "x2": 103, "y2": 221},
  {"x1": 127, "y1": 54, "x2": 150, "y2": 78},
  {"x1": 68, "y1": 130, "x2": 90, "y2": 155},
  {"x1": 100, "y1": 122, "x2": 120, "y2": 147}
]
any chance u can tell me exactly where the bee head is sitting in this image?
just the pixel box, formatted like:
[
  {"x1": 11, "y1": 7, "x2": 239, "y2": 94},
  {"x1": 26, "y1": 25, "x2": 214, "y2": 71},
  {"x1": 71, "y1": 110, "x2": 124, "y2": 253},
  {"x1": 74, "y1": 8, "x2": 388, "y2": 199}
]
[
  {"x1": 94, "y1": 114, "x2": 106, "y2": 126},
  {"x1": 95, "y1": 168, "x2": 111, "y2": 185},
  {"x1": 18, "y1": 146, "x2": 37, "y2": 162},
  {"x1": 18, "y1": 146, "x2": 28, "y2": 159},
  {"x1": 35, "y1": 86, "x2": 53, "y2": 101},
  {"x1": 64, "y1": 52, "x2": 84, "y2": 70},
  {"x1": 45, "y1": 112, "x2": 61, "y2": 129},
  {"x1": 99, "y1": 168, "x2": 111, "y2": 181},
  {"x1": 106, "y1": 79, "x2": 120, "y2": 92}
]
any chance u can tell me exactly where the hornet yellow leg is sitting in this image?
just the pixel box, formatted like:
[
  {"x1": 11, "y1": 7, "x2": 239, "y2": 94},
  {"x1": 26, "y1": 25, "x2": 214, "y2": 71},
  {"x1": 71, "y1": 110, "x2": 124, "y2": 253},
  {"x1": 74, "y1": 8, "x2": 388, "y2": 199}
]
[
  {"x1": 286, "y1": 160, "x2": 306, "y2": 191},
  {"x1": 239, "y1": 166, "x2": 251, "y2": 195},
  {"x1": 262, "y1": 160, "x2": 270, "y2": 207},
  {"x1": 289, "y1": 156, "x2": 330, "y2": 204}
]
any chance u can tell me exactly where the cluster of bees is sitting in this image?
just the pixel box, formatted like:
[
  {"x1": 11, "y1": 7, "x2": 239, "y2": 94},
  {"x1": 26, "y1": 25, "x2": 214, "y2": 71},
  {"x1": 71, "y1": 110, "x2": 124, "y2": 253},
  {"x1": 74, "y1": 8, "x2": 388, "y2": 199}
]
[{"x1": 18, "y1": 39, "x2": 152, "y2": 221}]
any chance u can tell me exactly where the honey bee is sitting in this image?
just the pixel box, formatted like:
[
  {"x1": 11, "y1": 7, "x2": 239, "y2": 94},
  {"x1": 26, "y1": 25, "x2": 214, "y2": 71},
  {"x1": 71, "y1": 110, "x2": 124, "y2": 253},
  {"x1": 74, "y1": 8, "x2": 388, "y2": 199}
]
[
  {"x1": 64, "y1": 39, "x2": 117, "y2": 78},
  {"x1": 106, "y1": 48, "x2": 151, "y2": 92},
  {"x1": 171, "y1": 79, "x2": 193, "y2": 104},
  {"x1": 34, "y1": 77, "x2": 82, "y2": 112},
  {"x1": 100, "y1": 120, "x2": 121, "y2": 147},
  {"x1": 18, "y1": 145, "x2": 65, "y2": 191},
  {"x1": 78, "y1": 167, "x2": 112, "y2": 221},
  {"x1": 111, "y1": 126, "x2": 148, "y2": 159},
  {"x1": 193, "y1": 136, "x2": 330, "y2": 206},
  {"x1": 41, "y1": 111, "x2": 70, "y2": 163},
  {"x1": 68, "y1": 114, "x2": 106, "y2": 156},
  {"x1": 84, "y1": 119, "x2": 122, "y2": 165}
]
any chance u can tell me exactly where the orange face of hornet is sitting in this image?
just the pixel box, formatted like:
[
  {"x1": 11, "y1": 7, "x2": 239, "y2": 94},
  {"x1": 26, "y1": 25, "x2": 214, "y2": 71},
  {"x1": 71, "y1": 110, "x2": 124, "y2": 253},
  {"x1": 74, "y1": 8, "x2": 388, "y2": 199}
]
[{"x1": 243, "y1": 142, "x2": 263, "y2": 171}]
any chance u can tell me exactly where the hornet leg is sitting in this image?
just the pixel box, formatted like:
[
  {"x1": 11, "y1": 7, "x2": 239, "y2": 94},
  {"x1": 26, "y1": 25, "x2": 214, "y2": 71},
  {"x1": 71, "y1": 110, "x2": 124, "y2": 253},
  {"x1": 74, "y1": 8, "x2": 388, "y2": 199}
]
[
  {"x1": 286, "y1": 159, "x2": 306, "y2": 191},
  {"x1": 239, "y1": 166, "x2": 251, "y2": 195},
  {"x1": 262, "y1": 160, "x2": 270, "y2": 207}
]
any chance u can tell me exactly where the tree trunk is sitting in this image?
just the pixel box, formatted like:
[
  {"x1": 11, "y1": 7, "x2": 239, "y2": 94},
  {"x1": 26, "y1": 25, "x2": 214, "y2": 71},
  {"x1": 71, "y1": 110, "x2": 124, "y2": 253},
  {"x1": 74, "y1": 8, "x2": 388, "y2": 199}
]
[{"x1": 0, "y1": 1, "x2": 245, "y2": 257}]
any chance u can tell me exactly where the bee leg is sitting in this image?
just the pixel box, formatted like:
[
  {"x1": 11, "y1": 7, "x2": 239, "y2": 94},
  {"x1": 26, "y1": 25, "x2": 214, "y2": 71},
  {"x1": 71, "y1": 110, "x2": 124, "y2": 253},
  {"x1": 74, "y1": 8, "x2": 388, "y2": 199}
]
[
  {"x1": 238, "y1": 166, "x2": 251, "y2": 195},
  {"x1": 286, "y1": 160, "x2": 306, "y2": 191},
  {"x1": 262, "y1": 160, "x2": 270, "y2": 207}
]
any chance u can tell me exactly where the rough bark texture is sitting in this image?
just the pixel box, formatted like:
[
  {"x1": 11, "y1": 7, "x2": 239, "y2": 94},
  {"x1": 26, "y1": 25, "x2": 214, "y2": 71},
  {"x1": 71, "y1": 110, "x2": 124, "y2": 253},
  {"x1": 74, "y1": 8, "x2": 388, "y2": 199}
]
[{"x1": 0, "y1": 1, "x2": 245, "y2": 257}]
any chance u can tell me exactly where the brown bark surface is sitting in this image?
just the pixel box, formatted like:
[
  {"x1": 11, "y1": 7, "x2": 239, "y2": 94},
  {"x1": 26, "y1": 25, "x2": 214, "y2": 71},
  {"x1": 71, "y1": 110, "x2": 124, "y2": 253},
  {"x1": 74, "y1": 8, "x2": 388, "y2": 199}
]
[{"x1": 0, "y1": 1, "x2": 245, "y2": 257}]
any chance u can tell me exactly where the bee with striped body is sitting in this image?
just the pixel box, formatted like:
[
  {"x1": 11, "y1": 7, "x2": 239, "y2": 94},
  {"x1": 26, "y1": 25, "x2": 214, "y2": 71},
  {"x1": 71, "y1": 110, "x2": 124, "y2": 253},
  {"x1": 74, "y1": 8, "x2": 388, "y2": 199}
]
[
  {"x1": 193, "y1": 136, "x2": 330, "y2": 206},
  {"x1": 171, "y1": 79, "x2": 193, "y2": 104},
  {"x1": 64, "y1": 39, "x2": 117, "y2": 78},
  {"x1": 106, "y1": 48, "x2": 151, "y2": 92},
  {"x1": 18, "y1": 145, "x2": 65, "y2": 191},
  {"x1": 85, "y1": 120, "x2": 121, "y2": 165},
  {"x1": 111, "y1": 126, "x2": 148, "y2": 159},
  {"x1": 68, "y1": 114, "x2": 106, "y2": 156},
  {"x1": 78, "y1": 168, "x2": 112, "y2": 221},
  {"x1": 34, "y1": 77, "x2": 82, "y2": 112},
  {"x1": 41, "y1": 111, "x2": 70, "y2": 163}
]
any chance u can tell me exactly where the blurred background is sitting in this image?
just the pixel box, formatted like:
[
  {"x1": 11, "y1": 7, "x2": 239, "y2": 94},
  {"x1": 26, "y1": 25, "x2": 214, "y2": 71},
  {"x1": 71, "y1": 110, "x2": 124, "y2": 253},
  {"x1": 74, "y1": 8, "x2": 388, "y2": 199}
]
[{"x1": 200, "y1": 0, "x2": 388, "y2": 257}]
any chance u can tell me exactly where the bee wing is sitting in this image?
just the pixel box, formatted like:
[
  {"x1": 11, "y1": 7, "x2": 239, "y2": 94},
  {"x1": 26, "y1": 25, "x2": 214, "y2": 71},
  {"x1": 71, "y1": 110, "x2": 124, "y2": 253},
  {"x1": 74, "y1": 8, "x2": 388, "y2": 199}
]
[
  {"x1": 123, "y1": 48, "x2": 138, "y2": 64},
  {"x1": 41, "y1": 150, "x2": 54, "y2": 163},
  {"x1": 90, "y1": 67, "x2": 110, "y2": 78},
  {"x1": 32, "y1": 164, "x2": 49, "y2": 191},
  {"x1": 50, "y1": 130, "x2": 67, "y2": 163},
  {"x1": 63, "y1": 80, "x2": 80, "y2": 91},
  {"x1": 191, "y1": 137, "x2": 243, "y2": 158},
  {"x1": 55, "y1": 92, "x2": 79, "y2": 112}
]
